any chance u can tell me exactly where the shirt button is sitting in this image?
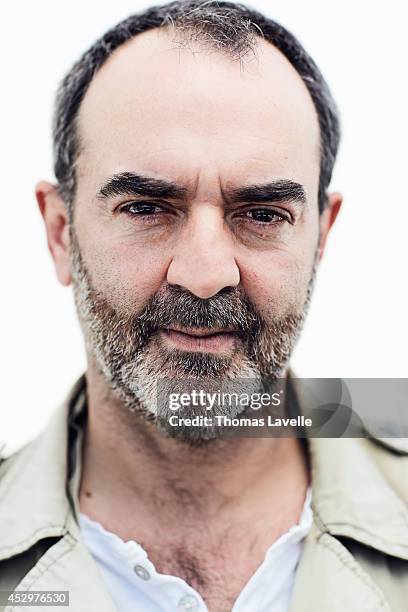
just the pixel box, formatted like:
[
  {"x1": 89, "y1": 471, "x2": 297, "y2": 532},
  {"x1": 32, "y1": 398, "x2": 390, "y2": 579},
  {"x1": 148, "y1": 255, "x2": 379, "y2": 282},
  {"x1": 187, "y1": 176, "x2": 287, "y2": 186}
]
[
  {"x1": 178, "y1": 594, "x2": 199, "y2": 610},
  {"x1": 133, "y1": 564, "x2": 151, "y2": 580}
]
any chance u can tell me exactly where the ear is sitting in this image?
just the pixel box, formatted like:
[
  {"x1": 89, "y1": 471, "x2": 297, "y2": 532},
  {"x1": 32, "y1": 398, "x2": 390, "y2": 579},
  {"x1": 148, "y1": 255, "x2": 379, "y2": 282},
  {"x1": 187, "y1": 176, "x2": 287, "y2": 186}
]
[
  {"x1": 36, "y1": 181, "x2": 72, "y2": 286},
  {"x1": 317, "y1": 192, "x2": 343, "y2": 262}
]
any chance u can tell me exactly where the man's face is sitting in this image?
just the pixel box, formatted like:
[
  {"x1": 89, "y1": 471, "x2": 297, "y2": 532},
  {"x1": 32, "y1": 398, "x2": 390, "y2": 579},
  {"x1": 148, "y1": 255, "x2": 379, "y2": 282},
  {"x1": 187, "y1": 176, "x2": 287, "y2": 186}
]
[{"x1": 40, "y1": 29, "x2": 338, "y2": 429}]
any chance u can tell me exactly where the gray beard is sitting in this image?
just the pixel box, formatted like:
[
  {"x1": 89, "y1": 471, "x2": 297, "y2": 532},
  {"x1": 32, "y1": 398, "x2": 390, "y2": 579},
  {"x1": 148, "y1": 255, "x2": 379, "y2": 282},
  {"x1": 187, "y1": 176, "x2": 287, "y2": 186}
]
[{"x1": 69, "y1": 226, "x2": 316, "y2": 441}]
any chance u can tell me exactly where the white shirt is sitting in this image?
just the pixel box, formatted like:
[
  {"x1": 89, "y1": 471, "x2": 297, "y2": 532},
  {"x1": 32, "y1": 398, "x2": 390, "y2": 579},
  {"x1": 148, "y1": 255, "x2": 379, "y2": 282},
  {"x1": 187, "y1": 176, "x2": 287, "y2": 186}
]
[{"x1": 79, "y1": 488, "x2": 312, "y2": 612}]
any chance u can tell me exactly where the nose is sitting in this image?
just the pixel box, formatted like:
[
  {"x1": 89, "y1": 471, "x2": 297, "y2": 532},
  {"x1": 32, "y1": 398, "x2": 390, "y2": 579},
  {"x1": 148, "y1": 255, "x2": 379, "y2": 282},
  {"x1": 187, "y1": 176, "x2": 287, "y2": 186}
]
[{"x1": 166, "y1": 205, "x2": 240, "y2": 299}]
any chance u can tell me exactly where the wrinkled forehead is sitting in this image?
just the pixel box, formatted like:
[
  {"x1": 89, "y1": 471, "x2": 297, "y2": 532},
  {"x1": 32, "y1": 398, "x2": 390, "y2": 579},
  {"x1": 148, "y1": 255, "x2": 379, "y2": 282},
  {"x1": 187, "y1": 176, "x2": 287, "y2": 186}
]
[{"x1": 76, "y1": 28, "x2": 320, "y2": 194}]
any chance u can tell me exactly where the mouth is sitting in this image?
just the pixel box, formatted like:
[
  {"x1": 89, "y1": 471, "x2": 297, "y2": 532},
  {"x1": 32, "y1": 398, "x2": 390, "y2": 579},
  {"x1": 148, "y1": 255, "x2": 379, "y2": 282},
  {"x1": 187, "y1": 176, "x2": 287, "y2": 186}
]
[{"x1": 159, "y1": 325, "x2": 240, "y2": 353}]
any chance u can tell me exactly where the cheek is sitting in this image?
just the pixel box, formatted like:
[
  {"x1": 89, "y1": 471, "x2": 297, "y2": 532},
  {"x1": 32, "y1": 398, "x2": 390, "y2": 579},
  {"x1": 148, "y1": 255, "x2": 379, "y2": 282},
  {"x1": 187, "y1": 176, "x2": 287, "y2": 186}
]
[
  {"x1": 237, "y1": 207, "x2": 320, "y2": 315},
  {"x1": 239, "y1": 247, "x2": 316, "y2": 316},
  {"x1": 82, "y1": 238, "x2": 171, "y2": 310}
]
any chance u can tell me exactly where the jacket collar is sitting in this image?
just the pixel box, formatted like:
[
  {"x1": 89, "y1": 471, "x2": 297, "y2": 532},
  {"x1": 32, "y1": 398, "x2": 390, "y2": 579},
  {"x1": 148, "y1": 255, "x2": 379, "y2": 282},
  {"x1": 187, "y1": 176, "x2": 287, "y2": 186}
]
[
  {"x1": 0, "y1": 376, "x2": 86, "y2": 560},
  {"x1": 2, "y1": 374, "x2": 408, "y2": 562},
  {"x1": 309, "y1": 435, "x2": 408, "y2": 559}
]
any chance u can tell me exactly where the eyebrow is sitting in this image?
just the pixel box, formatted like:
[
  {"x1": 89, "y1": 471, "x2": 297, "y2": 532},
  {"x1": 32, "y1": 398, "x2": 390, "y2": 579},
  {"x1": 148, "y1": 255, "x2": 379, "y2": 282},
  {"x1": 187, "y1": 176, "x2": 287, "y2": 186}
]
[
  {"x1": 96, "y1": 172, "x2": 307, "y2": 207},
  {"x1": 228, "y1": 180, "x2": 307, "y2": 207},
  {"x1": 96, "y1": 172, "x2": 188, "y2": 201}
]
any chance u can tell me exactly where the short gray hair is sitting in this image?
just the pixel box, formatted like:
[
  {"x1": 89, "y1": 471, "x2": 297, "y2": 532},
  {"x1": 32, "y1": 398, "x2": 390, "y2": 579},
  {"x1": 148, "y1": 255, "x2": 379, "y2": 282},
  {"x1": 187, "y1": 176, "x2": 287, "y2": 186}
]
[{"x1": 53, "y1": 0, "x2": 340, "y2": 220}]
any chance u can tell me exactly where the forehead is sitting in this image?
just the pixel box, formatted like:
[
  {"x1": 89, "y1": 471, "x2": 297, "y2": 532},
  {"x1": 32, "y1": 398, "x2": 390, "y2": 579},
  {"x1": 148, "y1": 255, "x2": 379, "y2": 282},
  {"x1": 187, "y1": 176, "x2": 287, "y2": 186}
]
[{"x1": 77, "y1": 28, "x2": 320, "y2": 192}]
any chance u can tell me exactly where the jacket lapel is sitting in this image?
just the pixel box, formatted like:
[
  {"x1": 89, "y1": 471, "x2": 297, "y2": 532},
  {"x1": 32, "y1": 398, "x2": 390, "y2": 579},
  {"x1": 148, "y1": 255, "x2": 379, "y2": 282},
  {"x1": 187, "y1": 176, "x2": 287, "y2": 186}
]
[
  {"x1": 290, "y1": 434, "x2": 408, "y2": 611},
  {"x1": 0, "y1": 377, "x2": 116, "y2": 612},
  {"x1": 289, "y1": 524, "x2": 390, "y2": 612},
  {"x1": 10, "y1": 534, "x2": 117, "y2": 612}
]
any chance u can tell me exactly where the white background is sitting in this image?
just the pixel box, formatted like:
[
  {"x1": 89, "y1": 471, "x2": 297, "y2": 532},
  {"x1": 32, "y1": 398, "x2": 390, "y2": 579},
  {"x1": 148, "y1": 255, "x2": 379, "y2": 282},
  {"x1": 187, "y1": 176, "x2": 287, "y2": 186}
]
[{"x1": 1, "y1": 1, "x2": 407, "y2": 454}]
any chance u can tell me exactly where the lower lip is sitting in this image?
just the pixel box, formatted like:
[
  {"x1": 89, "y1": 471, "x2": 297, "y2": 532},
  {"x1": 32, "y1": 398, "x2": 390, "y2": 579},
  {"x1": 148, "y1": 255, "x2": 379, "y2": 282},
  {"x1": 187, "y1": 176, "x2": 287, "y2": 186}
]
[{"x1": 160, "y1": 329, "x2": 238, "y2": 353}]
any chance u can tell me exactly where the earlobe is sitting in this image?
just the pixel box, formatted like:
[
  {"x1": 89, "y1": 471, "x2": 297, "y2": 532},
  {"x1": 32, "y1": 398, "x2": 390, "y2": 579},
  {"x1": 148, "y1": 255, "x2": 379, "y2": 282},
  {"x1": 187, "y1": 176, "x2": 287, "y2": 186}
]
[
  {"x1": 35, "y1": 181, "x2": 72, "y2": 286},
  {"x1": 317, "y1": 191, "x2": 343, "y2": 261}
]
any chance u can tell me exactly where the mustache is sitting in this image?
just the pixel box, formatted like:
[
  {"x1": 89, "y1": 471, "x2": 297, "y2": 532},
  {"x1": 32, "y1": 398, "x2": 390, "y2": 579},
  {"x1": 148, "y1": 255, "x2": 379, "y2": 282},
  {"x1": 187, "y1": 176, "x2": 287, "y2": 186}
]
[{"x1": 134, "y1": 284, "x2": 264, "y2": 345}]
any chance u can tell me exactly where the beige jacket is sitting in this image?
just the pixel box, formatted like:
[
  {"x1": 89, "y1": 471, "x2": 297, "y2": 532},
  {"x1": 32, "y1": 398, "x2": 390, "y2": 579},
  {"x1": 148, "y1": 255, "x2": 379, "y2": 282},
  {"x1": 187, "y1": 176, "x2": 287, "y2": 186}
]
[{"x1": 1, "y1": 376, "x2": 408, "y2": 612}]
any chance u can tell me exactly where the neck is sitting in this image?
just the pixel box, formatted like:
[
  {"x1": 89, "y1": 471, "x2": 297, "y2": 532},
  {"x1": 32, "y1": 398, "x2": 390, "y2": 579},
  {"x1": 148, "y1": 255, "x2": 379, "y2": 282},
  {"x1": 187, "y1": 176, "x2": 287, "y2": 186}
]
[{"x1": 79, "y1": 364, "x2": 310, "y2": 541}]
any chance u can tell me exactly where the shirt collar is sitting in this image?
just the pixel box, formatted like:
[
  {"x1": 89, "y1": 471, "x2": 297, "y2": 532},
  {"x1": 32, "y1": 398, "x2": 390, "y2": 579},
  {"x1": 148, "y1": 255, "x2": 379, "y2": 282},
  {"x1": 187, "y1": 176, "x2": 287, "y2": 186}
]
[{"x1": 77, "y1": 486, "x2": 313, "y2": 612}]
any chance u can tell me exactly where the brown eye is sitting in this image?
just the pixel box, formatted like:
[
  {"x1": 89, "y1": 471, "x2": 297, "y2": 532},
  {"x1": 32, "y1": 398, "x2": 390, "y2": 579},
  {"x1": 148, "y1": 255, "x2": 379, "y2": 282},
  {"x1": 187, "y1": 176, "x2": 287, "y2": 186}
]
[
  {"x1": 239, "y1": 209, "x2": 287, "y2": 223},
  {"x1": 122, "y1": 202, "x2": 163, "y2": 215}
]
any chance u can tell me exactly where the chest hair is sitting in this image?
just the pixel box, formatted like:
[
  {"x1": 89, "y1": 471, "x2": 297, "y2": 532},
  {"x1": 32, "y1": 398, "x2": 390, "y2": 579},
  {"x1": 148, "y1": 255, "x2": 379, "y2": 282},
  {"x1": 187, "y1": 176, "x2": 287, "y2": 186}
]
[{"x1": 138, "y1": 531, "x2": 267, "y2": 611}]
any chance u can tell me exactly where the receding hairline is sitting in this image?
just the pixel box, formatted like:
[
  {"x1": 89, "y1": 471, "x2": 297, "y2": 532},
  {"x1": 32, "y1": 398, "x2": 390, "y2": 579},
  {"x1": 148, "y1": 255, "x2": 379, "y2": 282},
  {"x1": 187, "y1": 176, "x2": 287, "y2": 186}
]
[
  {"x1": 75, "y1": 25, "x2": 320, "y2": 162},
  {"x1": 52, "y1": 1, "x2": 340, "y2": 217}
]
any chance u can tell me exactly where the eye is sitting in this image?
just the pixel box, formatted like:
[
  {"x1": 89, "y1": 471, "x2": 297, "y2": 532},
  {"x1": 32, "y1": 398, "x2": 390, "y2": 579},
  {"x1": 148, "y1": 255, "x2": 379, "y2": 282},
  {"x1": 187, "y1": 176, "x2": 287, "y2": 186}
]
[
  {"x1": 120, "y1": 201, "x2": 165, "y2": 216},
  {"x1": 236, "y1": 208, "x2": 289, "y2": 224}
]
